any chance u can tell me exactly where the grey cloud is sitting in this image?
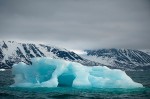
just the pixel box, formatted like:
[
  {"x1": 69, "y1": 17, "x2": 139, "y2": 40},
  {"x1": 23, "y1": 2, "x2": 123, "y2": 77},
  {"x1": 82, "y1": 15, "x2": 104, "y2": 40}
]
[{"x1": 0, "y1": 0, "x2": 150, "y2": 50}]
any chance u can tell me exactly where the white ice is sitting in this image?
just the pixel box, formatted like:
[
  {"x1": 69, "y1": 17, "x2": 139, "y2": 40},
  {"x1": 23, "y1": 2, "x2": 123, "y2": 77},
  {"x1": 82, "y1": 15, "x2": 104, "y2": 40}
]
[{"x1": 0, "y1": 69, "x2": 6, "y2": 71}]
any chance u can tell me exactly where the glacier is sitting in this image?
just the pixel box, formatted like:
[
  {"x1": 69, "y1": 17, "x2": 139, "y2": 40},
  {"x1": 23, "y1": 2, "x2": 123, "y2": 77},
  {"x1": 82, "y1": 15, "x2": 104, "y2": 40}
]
[{"x1": 11, "y1": 57, "x2": 143, "y2": 88}]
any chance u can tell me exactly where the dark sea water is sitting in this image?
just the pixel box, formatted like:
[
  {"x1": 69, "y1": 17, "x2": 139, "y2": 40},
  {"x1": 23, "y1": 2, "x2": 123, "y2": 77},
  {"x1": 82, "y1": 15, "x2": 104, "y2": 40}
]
[{"x1": 0, "y1": 70, "x2": 150, "y2": 99}]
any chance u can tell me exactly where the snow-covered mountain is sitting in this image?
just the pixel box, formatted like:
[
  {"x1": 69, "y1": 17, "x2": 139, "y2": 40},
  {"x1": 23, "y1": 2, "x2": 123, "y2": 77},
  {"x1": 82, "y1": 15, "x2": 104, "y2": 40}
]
[
  {"x1": 140, "y1": 49, "x2": 150, "y2": 55},
  {"x1": 1, "y1": 41, "x2": 150, "y2": 71},
  {"x1": 0, "y1": 41, "x2": 100, "y2": 69},
  {"x1": 81, "y1": 49, "x2": 150, "y2": 70}
]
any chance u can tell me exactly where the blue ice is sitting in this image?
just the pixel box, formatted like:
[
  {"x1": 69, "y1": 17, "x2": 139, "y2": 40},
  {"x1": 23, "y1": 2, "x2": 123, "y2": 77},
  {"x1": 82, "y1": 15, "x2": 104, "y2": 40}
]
[{"x1": 11, "y1": 57, "x2": 143, "y2": 88}]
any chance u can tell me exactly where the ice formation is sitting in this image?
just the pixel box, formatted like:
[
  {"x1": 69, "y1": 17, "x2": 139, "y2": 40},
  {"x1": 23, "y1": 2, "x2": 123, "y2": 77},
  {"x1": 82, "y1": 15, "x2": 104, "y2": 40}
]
[
  {"x1": 0, "y1": 69, "x2": 6, "y2": 71},
  {"x1": 11, "y1": 58, "x2": 143, "y2": 88}
]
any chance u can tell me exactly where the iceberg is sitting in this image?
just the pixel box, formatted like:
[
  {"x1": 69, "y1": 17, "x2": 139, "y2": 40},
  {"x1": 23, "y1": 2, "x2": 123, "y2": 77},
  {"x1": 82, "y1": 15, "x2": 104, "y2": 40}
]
[
  {"x1": 0, "y1": 69, "x2": 6, "y2": 71},
  {"x1": 11, "y1": 57, "x2": 143, "y2": 88}
]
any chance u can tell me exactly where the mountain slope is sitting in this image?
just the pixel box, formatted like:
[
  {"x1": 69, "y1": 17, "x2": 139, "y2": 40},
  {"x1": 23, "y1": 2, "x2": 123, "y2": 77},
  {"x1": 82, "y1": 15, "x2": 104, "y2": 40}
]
[
  {"x1": 81, "y1": 49, "x2": 150, "y2": 70},
  {"x1": 1, "y1": 41, "x2": 150, "y2": 70},
  {"x1": 140, "y1": 49, "x2": 150, "y2": 55},
  {"x1": 0, "y1": 41, "x2": 99, "y2": 69}
]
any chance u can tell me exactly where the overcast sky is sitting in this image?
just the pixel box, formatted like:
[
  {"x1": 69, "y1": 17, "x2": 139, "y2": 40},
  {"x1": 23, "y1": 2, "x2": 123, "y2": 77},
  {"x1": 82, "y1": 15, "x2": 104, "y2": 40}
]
[{"x1": 0, "y1": 0, "x2": 150, "y2": 50}]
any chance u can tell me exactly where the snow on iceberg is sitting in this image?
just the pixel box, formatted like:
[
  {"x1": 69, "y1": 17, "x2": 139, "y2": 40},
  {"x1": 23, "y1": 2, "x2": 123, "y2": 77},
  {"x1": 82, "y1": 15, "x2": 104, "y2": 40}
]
[
  {"x1": 11, "y1": 57, "x2": 143, "y2": 88},
  {"x1": 0, "y1": 69, "x2": 6, "y2": 71}
]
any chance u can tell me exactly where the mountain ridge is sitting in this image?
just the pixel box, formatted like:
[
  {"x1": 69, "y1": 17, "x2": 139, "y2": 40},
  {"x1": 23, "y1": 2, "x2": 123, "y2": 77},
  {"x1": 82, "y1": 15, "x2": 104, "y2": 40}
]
[
  {"x1": 0, "y1": 41, "x2": 100, "y2": 69},
  {"x1": 1, "y1": 41, "x2": 150, "y2": 71},
  {"x1": 81, "y1": 48, "x2": 150, "y2": 70}
]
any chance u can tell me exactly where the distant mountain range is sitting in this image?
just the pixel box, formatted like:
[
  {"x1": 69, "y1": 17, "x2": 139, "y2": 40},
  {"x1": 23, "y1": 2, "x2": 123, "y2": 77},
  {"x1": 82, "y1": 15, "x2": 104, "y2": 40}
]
[
  {"x1": 0, "y1": 41, "x2": 150, "y2": 71},
  {"x1": 81, "y1": 49, "x2": 150, "y2": 70},
  {"x1": 0, "y1": 41, "x2": 99, "y2": 69}
]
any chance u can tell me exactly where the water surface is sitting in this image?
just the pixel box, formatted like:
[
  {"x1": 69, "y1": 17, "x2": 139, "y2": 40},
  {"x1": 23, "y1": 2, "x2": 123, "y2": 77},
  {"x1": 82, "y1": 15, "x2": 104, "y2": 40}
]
[{"x1": 0, "y1": 70, "x2": 150, "y2": 99}]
